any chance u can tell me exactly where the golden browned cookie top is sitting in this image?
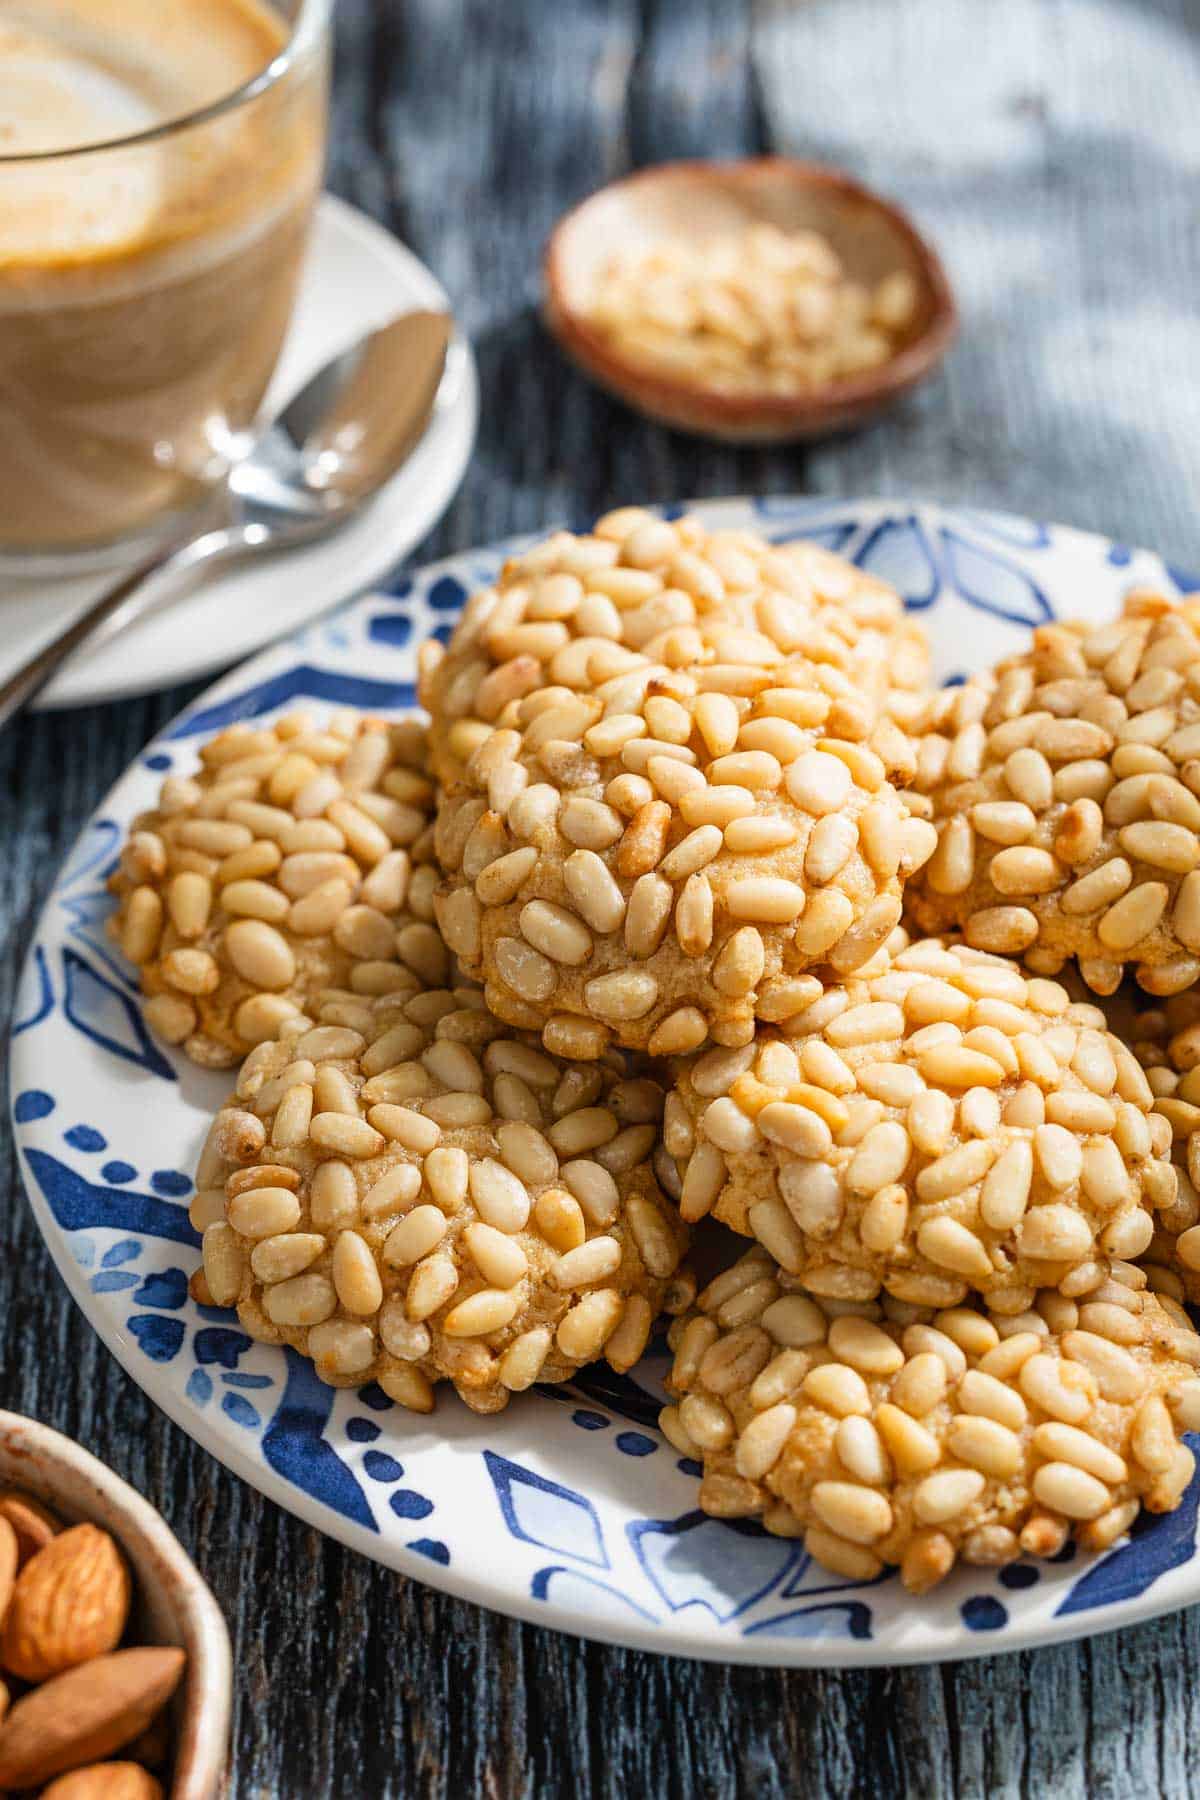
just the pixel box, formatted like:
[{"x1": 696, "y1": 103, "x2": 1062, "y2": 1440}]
[
  {"x1": 665, "y1": 938, "x2": 1177, "y2": 1312},
  {"x1": 662, "y1": 1244, "x2": 1200, "y2": 1592},
  {"x1": 108, "y1": 711, "x2": 436, "y2": 1067},
  {"x1": 908, "y1": 591, "x2": 1200, "y2": 998},
  {"x1": 192, "y1": 976, "x2": 690, "y2": 1415},
  {"x1": 420, "y1": 509, "x2": 935, "y2": 1056}
]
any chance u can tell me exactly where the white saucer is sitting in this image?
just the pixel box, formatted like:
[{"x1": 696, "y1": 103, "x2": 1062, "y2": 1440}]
[{"x1": 3, "y1": 194, "x2": 478, "y2": 712}]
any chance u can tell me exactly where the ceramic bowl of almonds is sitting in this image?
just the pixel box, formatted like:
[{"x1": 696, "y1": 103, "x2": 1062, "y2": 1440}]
[
  {"x1": 0, "y1": 1413, "x2": 230, "y2": 1799},
  {"x1": 544, "y1": 157, "x2": 957, "y2": 441}
]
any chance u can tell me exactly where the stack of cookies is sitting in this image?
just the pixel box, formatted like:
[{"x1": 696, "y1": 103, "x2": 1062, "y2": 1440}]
[{"x1": 110, "y1": 509, "x2": 1200, "y2": 1595}]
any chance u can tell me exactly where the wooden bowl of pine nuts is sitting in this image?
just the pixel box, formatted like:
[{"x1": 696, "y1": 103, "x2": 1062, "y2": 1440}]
[{"x1": 544, "y1": 157, "x2": 957, "y2": 443}]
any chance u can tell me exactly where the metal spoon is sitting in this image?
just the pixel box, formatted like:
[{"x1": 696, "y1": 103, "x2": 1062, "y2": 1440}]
[{"x1": 0, "y1": 309, "x2": 456, "y2": 728}]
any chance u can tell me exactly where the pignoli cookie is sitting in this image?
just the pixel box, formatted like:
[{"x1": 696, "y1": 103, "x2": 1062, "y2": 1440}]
[
  {"x1": 664, "y1": 938, "x2": 1177, "y2": 1312},
  {"x1": 193, "y1": 981, "x2": 690, "y2": 1413},
  {"x1": 662, "y1": 1243, "x2": 1200, "y2": 1591},
  {"x1": 109, "y1": 713, "x2": 437, "y2": 1067},
  {"x1": 908, "y1": 592, "x2": 1200, "y2": 997},
  {"x1": 422, "y1": 510, "x2": 934, "y2": 1057}
]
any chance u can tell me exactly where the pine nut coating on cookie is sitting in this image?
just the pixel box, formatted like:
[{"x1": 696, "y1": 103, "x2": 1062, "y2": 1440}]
[
  {"x1": 907, "y1": 591, "x2": 1200, "y2": 998},
  {"x1": 662, "y1": 1245, "x2": 1200, "y2": 1590},
  {"x1": 420, "y1": 510, "x2": 935, "y2": 1054},
  {"x1": 110, "y1": 712, "x2": 439, "y2": 1068},
  {"x1": 666, "y1": 938, "x2": 1177, "y2": 1311},
  {"x1": 1128, "y1": 988, "x2": 1200, "y2": 1308},
  {"x1": 198, "y1": 993, "x2": 691, "y2": 1412}
]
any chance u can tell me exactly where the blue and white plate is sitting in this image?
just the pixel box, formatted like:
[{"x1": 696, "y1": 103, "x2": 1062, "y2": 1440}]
[{"x1": 12, "y1": 498, "x2": 1200, "y2": 1667}]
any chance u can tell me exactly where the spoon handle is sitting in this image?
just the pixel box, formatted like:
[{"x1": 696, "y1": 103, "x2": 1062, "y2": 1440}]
[{"x1": 0, "y1": 521, "x2": 300, "y2": 729}]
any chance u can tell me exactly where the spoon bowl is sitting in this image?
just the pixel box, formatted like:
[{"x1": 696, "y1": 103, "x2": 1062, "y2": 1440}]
[
  {"x1": 544, "y1": 157, "x2": 957, "y2": 443},
  {"x1": 236, "y1": 308, "x2": 453, "y2": 511},
  {"x1": 0, "y1": 308, "x2": 455, "y2": 728}
]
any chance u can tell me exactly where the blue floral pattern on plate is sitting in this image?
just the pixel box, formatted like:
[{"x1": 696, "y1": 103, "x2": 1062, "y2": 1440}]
[{"x1": 12, "y1": 498, "x2": 1200, "y2": 1667}]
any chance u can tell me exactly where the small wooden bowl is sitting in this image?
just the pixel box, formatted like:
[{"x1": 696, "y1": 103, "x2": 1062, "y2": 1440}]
[
  {"x1": 0, "y1": 1412, "x2": 232, "y2": 1799},
  {"x1": 544, "y1": 157, "x2": 958, "y2": 443}
]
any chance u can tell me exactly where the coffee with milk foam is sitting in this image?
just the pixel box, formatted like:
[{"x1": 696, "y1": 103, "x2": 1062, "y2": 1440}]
[{"x1": 0, "y1": 0, "x2": 327, "y2": 552}]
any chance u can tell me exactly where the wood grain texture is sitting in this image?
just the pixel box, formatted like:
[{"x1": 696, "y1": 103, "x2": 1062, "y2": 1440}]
[{"x1": 2, "y1": 0, "x2": 1199, "y2": 1794}]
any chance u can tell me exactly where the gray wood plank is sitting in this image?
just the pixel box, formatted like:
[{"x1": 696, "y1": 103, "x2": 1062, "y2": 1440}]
[{"x1": 749, "y1": 0, "x2": 1200, "y2": 567}]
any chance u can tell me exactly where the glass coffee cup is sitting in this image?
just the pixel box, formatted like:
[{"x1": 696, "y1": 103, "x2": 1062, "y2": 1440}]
[{"x1": 0, "y1": 0, "x2": 330, "y2": 568}]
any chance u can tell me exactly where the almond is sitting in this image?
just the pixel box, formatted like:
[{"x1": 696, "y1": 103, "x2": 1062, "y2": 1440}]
[
  {"x1": 0, "y1": 1645, "x2": 185, "y2": 1787},
  {"x1": 0, "y1": 1488, "x2": 61, "y2": 1566},
  {"x1": 124, "y1": 1706, "x2": 171, "y2": 1768},
  {"x1": 2, "y1": 1523, "x2": 130, "y2": 1681},
  {"x1": 0, "y1": 1515, "x2": 17, "y2": 1628},
  {"x1": 42, "y1": 1762, "x2": 164, "y2": 1800}
]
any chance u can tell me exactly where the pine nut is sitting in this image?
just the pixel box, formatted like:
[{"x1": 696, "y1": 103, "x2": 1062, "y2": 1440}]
[
  {"x1": 827, "y1": 1316, "x2": 904, "y2": 1376},
  {"x1": 251, "y1": 1233, "x2": 326, "y2": 1283},
  {"x1": 379, "y1": 1364, "x2": 435, "y2": 1412},
  {"x1": 1032, "y1": 1461, "x2": 1111, "y2": 1520},
  {"x1": 1032, "y1": 1422, "x2": 1127, "y2": 1484},
  {"x1": 227, "y1": 1186, "x2": 301, "y2": 1239},
  {"x1": 406, "y1": 1255, "x2": 460, "y2": 1321},
  {"x1": 803, "y1": 1364, "x2": 870, "y2": 1417},
  {"x1": 725, "y1": 878, "x2": 807, "y2": 923},
  {"x1": 556, "y1": 1289, "x2": 625, "y2": 1360},
  {"x1": 202, "y1": 1224, "x2": 245, "y2": 1306},
  {"x1": 468, "y1": 1159, "x2": 531, "y2": 1232},
  {"x1": 499, "y1": 1327, "x2": 553, "y2": 1390},
  {"x1": 264, "y1": 1272, "x2": 337, "y2": 1327},
  {"x1": 583, "y1": 971, "x2": 659, "y2": 1021},
  {"x1": 309, "y1": 1114, "x2": 384, "y2": 1158},
  {"x1": 224, "y1": 919, "x2": 296, "y2": 991},
  {"x1": 552, "y1": 1236, "x2": 622, "y2": 1290},
  {"x1": 810, "y1": 1481, "x2": 893, "y2": 1545},
  {"x1": 945, "y1": 1414, "x2": 1022, "y2": 1478},
  {"x1": 520, "y1": 899, "x2": 593, "y2": 965},
  {"x1": 913, "y1": 1468, "x2": 986, "y2": 1525},
  {"x1": 443, "y1": 1288, "x2": 522, "y2": 1337},
  {"x1": 331, "y1": 1230, "x2": 384, "y2": 1315},
  {"x1": 958, "y1": 1369, "x2": 1027, "y2": 1430}
]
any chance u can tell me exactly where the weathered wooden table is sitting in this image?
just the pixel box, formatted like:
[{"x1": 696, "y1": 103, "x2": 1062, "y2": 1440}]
[{"x1": 5, "y1": 0, "x2": 1200, "y2": 1792}]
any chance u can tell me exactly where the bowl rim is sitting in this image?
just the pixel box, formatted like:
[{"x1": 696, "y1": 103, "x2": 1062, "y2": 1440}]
[
  {"x1": 0, "y1": 1410, "x2": 232, "y2": 1800},
  {"x1": 543, "y1": 154, "x2": 959, "y2": 428}
]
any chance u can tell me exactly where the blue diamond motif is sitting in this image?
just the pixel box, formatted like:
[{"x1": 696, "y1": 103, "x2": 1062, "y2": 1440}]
[
  {"x1": 484, "y1": 1451, "x2": 607, "y2": 1569},
  {"x1": 630, "y1": 1513, "x2": 797, "y2": 1622}
]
